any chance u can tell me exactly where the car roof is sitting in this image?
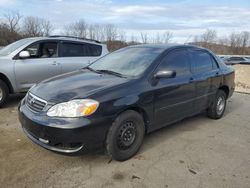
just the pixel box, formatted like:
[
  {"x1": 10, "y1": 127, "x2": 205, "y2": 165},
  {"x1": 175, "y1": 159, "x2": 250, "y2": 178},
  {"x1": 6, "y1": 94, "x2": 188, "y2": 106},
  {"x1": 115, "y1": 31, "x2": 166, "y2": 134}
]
[
  {"x1": 128, "y1": 43, "x2": 203, "y2": 50},
  {"x1": 24, "y1": 36, "x2": 105, "y2": 46}
]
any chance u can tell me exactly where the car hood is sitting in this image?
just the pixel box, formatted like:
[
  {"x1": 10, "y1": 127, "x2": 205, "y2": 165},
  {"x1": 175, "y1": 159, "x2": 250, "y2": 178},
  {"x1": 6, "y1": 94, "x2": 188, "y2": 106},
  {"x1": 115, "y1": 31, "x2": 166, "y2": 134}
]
[
  {"x1": 0, "y1": 56, "x2": 9, "y2": 60},
  {"x1": 30, "y1": 69, "x2": 128, "y2": 103}
]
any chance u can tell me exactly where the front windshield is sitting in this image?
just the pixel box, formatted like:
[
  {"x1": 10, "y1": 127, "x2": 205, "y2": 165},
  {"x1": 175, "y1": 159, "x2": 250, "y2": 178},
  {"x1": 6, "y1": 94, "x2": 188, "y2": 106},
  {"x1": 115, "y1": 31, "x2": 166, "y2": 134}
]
[
  {"x1": 89, "y1": 47, "x2": 164, "y2": 77},
  {"x1": 0, "y1": 38, "x2": 34, "y2": 56}
]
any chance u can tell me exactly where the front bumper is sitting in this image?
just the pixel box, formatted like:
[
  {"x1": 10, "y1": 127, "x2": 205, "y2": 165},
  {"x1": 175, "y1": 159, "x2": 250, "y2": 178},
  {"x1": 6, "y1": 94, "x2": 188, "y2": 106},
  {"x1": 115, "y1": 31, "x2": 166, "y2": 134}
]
[{"x1": 18, "y1": 99, "x2": 113, "y2": 154}]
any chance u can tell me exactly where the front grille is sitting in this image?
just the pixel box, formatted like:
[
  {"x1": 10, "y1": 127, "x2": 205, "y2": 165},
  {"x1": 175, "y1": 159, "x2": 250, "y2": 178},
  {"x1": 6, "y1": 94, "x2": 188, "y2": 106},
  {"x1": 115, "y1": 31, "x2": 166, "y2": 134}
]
[{"x1": 26, "y1": 92, "x2": 47, "y2": 113}]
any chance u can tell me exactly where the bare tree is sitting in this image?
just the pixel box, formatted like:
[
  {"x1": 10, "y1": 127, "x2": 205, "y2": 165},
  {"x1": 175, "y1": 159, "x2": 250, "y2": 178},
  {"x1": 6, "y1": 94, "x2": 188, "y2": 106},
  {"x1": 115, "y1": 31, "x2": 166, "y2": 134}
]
[
  {"x1": 64, "y1": 19, "x2": 88, "y2": 38},
  {"x1": 91, "y1": 24, "x2": 105, "y2": 41},
  {"x1": 229, "y1": 32, "x2": 242, "y2": 54},
  {"x1": 41, "y1": 19, "x2": 53, "y2": 36},
  {"x1": 229, "y1": 32, "x2": 238, "y2": 48},
  {"x1": 130, "y1": 34, "x2": 138, "y2": 43},
  {"x1": 118, "y1": 29, "x2": 126, "y2": 42},
  {"x1": 140, "y1": 32, "x2": 148, "y2": 43},
  {"x1": 0, "y1": 11, "x2": 22, "y2": 45},
  {"x1": 162, "y1": 31, "x2": 173, "y2": 44},
  {"x1": 88, "y1": 24, "x2": 95, "y2": 40},
  {"x1": 22, "y1": 16, "x2": 53, "y2": 37},
  {"x1": 241, "y1": 31, "x2": 250, "y2": 54},
  {"x1": 152, "y1": 33, "x2": 160, "y2": 43},
  {"x1": 22, "y1": 16, "x2": 40, "y2": 37},
  {"x1": 4, "y1": 10, "x2": 22, "y2": 33},
  {"x1": 104, "y1": 24, "x2": 117, "y2": 41},
  {"x1": 201, "y1": 29, "x2": 217, "y2": 44}
]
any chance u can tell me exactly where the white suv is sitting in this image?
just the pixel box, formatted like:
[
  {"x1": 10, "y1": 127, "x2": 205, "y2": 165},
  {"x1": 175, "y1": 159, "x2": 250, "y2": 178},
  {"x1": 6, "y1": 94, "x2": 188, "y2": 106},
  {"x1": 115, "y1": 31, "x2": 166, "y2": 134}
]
[{"x1": 0, "y1": 36, "x2": 109, "y2": 106}]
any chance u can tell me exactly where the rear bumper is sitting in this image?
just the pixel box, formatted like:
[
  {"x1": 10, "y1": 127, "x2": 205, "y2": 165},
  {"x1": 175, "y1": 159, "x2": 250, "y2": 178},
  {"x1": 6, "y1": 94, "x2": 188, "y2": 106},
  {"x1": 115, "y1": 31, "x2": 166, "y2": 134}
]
[{"x1": 18, "y1": 99, "x2": 113, "y2": 154}]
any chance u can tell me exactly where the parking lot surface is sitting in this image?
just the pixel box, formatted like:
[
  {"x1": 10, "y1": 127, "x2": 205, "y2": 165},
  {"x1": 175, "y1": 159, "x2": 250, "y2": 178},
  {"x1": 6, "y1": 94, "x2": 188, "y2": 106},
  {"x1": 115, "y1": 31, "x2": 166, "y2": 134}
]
[{"x1": 0, "y1": 93, "x2": 250, "y2": 188}]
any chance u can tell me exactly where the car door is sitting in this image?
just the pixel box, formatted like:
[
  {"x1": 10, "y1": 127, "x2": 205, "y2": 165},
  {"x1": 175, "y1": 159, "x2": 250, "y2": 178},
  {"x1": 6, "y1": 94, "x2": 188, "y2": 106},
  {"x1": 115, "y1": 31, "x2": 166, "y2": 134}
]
[
  {"x1": 189, "y1": 49, "x2": 217, "y2": 112},
  {"x1": 14, "y1": 41, "x2": 61, "y2": 91},
  {"x1": 58, "y1": 41, "x2": 101, "y2": 74},
  {"x1": 153, "y1": 48, "x2": 196, "y2": 130}
]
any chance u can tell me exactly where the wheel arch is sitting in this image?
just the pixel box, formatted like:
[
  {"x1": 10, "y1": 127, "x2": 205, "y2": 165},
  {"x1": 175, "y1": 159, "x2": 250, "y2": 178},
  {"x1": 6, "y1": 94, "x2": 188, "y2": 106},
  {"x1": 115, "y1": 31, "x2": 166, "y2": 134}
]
[
  {"x1": 0, "y1": 73, "x2": 14, "y2": 94},
  {"x1": 219, "y1": 85, "x2": 229, "y2": 99},
  {"x1": 118, "y1": 106, "x2": 150, "y2": 133}
]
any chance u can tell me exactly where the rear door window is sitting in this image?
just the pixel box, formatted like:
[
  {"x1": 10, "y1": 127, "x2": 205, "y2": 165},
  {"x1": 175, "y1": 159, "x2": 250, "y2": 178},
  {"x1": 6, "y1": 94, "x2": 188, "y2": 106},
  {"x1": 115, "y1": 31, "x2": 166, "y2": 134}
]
[
  {"x1": 61, "y1": 43, "x2": 84, "y2": 57},
  {"x1": 40, "y1": 42, "x2": 58, "y2": 58},
  {"x1": 87, "y1": 44, "x2": 102, "y2": 56},
  {"x1": 190, "y1": 50, "x2": 213, "y2": 73},
  {"x1": 60, "y1": 42, "x2": 102, "y2": 57}
]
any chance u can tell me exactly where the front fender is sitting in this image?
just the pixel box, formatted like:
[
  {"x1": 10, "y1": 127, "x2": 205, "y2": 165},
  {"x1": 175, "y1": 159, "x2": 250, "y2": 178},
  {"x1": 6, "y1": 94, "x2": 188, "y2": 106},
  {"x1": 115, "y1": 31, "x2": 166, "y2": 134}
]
[
  {"x1": 113, "y1": 95, "x2": 139, "y2": 107},
  {"x1": 111, "y1": 93, "x2": 154, "y2": 132}
]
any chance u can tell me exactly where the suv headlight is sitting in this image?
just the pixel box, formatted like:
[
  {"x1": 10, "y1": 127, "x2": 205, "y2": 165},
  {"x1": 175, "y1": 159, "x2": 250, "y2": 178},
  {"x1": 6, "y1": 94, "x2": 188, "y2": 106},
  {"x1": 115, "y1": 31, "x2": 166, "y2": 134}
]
[{"x1": 47, "y1": 99, "x2": 99, "y2": 118}]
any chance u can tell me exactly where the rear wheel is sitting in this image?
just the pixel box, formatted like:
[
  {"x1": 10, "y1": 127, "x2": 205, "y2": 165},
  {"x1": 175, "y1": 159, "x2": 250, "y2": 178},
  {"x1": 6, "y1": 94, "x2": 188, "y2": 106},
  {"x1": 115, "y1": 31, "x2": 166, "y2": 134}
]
[
  {"x1": 106, "y1": 110, "x2": 145, "y2": 161},
  {"x1": 0, "y1": 80, "x2": 9, "y2": 107},
  {"x1": 207, "y1": 90, "x2": 227, "y2": 119}
]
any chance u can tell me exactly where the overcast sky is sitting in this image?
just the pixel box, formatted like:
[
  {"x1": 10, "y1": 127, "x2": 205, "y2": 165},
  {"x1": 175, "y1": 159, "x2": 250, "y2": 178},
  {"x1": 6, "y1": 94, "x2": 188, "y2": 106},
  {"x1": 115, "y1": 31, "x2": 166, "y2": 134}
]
[{"x1": 0, "y1": 0, "x2": 250, "y2": 43}]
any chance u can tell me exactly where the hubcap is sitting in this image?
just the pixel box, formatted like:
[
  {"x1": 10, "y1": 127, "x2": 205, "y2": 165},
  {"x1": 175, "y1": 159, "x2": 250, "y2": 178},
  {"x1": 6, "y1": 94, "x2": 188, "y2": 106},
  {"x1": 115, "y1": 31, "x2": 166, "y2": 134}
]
[
  {"x1": 0, "y1": 88, "x2": 3, "y2": 101},
  {"x1": 216, "y1": 96, "x2": 225, "y2": 115},
  {"x1": 117, "y1": 121, "x2": 137, "y2": 150}
]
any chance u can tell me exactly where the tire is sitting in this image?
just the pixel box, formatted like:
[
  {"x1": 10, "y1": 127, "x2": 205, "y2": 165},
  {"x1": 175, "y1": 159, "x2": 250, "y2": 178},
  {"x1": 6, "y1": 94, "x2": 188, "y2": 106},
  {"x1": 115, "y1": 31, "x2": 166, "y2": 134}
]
[
  {"x1": 0, "y1": 80, "x2": 9, "y2": 107},
  {"x1": 106, "y1": 110, "x2": 145, "y2": 161},
  {"x1": 207, "y1": 90, "x2": 227, "y2": 119}
]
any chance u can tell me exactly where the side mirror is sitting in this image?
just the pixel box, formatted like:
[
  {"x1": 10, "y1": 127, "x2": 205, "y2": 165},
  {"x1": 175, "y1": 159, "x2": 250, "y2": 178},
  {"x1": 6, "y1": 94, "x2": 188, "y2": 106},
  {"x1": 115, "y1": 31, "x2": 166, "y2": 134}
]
[
  {"x1": 154, "y1": 70, "x2": 176, "y2": 79},
  {"x1": 19, "y1": 51, "x2": 30, "y2": 59}
]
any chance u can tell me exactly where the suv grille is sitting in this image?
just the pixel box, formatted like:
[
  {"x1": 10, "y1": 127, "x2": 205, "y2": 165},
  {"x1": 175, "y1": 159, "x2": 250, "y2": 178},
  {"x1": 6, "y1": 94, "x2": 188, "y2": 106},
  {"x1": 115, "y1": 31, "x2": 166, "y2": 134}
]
[{"x1": 26, "y1": 92, "x2": 47, "y2": 113}]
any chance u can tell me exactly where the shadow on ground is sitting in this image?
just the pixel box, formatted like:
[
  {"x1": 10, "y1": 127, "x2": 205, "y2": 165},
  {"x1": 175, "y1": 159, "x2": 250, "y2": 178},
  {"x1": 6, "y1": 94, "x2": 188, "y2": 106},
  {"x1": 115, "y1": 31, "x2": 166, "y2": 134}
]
[{"x1": 3, "y1": 94, "x2": 25, "y2": 108}]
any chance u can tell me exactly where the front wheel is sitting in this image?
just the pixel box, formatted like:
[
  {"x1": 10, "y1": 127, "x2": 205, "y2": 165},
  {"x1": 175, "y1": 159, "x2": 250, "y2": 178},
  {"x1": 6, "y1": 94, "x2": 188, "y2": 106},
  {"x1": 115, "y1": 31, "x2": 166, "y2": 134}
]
[
  {"x1": 0, "y1": 80, "x2": 9, "y2": 107},
  {"x1": 106, "y1": 110, "x2": 145, "y2": 161},
  {"x1": 207, "y1": 90, "x2": 227, "y2": 119}
]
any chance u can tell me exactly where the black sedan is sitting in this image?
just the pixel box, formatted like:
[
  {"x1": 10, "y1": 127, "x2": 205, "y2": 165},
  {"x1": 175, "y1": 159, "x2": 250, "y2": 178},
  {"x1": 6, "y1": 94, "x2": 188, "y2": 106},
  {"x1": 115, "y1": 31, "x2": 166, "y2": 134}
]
[{"x1": 19, "y1": 44, "x2": 235, "y2": 161}]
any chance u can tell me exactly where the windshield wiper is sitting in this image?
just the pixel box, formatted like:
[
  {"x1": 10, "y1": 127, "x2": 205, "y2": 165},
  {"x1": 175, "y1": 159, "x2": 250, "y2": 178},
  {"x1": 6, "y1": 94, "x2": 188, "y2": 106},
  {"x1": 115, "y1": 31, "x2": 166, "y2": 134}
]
[
  {"x1": 82, "y1": 66, "x2": 100, "y2": 73},
  {"x1": 96, "y1": 69, "x2": 126, "y2": 78}
]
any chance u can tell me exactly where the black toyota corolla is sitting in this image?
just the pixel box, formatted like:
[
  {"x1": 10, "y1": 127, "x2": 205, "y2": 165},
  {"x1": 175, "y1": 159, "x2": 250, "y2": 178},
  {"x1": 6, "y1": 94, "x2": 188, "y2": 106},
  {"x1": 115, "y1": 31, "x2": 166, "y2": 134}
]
[{"x1": 19, "y1": 44, "x2": 235, "y2": 161}]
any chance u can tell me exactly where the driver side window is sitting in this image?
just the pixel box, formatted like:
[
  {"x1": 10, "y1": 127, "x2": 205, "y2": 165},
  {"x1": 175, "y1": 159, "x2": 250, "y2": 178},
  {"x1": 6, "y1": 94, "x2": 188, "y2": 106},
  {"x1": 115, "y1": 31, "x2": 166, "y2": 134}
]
[
  {"x1": 23, "y1": 42, "x2": 58, "y2": 59},
  {"x1": 157, "y1": 49, "x2": 191, "y2": 76},
  {"x1": 25, "y1": 43, "x2": 39, "y2": 58}
]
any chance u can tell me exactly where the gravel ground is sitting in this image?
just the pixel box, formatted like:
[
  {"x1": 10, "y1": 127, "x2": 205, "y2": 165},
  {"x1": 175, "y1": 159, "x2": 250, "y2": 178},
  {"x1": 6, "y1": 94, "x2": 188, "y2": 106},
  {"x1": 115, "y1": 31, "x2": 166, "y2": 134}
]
[
  {"x1": 234, "y1": 65, "x2": 250, "y2": 93},
  {"x1": 0, "y1": 93, "x2": 250, "y2": 188}
]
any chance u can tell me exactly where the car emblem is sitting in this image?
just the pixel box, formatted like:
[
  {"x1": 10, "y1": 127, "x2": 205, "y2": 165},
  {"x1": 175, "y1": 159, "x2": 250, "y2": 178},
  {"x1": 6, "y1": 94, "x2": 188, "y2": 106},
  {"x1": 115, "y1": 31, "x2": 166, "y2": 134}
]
[{"x1": 29, "y1": 98, "x2": 36, "y2": 105}]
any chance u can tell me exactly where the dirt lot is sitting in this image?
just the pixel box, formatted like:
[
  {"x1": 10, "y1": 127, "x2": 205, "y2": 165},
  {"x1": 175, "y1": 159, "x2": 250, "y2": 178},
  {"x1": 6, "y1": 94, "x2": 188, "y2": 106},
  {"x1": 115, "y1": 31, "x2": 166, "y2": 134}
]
[
  {"x1": 0, "y1": 93, "x2": 250, "y2": 188},
  {"x1": 234, "y1": 64, "x2": 250, "y2": 93}
]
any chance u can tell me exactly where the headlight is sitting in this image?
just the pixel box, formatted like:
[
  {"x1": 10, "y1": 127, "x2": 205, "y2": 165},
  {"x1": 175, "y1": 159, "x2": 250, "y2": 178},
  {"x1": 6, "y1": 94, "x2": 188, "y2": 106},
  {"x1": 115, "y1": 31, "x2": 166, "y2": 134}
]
[{"x1": 47, "y1": 99, "x2": 99, "y2": 118}]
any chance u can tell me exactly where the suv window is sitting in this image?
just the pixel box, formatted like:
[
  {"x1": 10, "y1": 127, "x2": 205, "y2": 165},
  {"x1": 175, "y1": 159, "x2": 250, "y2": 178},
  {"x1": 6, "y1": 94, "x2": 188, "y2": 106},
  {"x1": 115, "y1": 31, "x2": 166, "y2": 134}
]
[
  {"x1": 25, "y1": 43, "x2": 39, "y2": 58},
  {"x1": 23, "y1": 42, "x2": 58, "y2": 58},
  {"x1": 40, "y1": 42, "x2": 58, "y2": 58},
  {"x1": 190, "y1": 50, "x2": 213, "y2": 73},
  {"x1": 88, "y1": 44, "x2": 102, "y2": 56},
  {"x1": 157, "y1": 49, "x2": 190, "y2": 76},
  {"x1": 61, "y1": 42, "x2": 102, "y2": 57}
]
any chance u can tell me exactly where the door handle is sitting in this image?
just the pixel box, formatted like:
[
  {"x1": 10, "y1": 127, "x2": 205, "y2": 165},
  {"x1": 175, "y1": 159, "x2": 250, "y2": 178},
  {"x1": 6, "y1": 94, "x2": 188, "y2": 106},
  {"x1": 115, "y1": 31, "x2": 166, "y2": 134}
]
[{"x1": 52, "y1": 61, "x2": 57, "y2": 66}]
